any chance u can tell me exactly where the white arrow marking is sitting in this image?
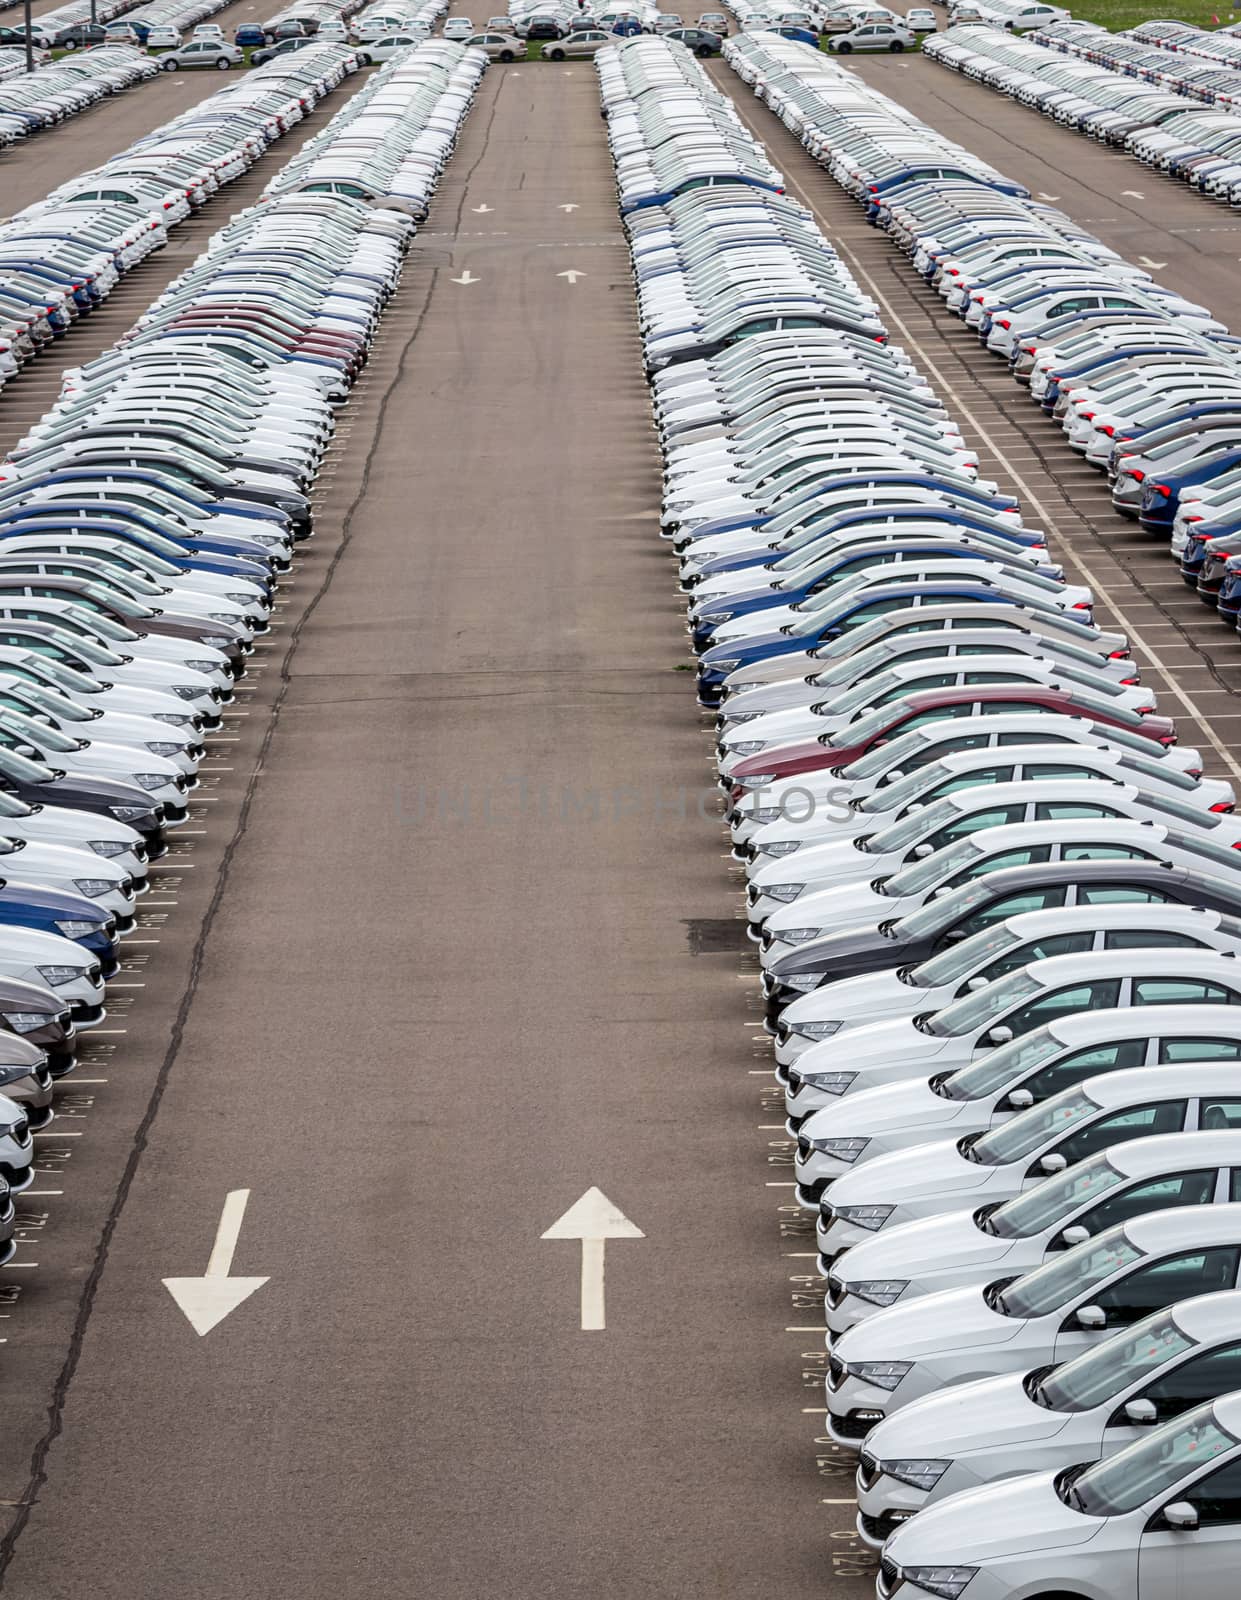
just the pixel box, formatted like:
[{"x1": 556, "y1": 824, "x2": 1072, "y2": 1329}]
[
  {"x1": 557, "y1": 269, "x2": 586, "y2": 283},
  {"x1": 1122, "y1": 190, "x2": 1145, "y2": 199},
  {"x1": 1037, "y1": 192, "x2": 1060, "y2": 200},
  {"x1": 451, "y1": 270, "x2": 479, "y2": 285},
  {"x1": 470, "y1": 203, "x2": 493, "y2": 213},
  {"x1": 163, "y1": 1189, "x2": 269, "y2": 1337},
  {"x1": 1137, "y1": 256, "x2": 1167, "y2": 269},
  {"x1": 542, "y1": 1186, "x2": 643, "y2": 1330},
  {"x1": 559, "y1": 203, "x2": 579, "y2": 212}
]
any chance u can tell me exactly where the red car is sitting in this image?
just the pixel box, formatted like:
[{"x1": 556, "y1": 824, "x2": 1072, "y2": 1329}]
[{"x1": 727, "y1": 684, "x2": 1175, "y2": 797}]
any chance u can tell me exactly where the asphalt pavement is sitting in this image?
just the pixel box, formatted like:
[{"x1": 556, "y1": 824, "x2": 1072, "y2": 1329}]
[{"x1": 0, "y1": 61, "x2": 863, "y2": 1600}]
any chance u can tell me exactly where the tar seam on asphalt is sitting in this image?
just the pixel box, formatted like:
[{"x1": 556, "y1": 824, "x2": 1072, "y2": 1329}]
[{"x1": 0, "y1": 214, "x2": 452, "y2": 1596}]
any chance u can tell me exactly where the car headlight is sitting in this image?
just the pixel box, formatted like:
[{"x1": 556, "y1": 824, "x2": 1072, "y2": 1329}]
[
  {"x1": 745, "y1": 806, "x2": 782, "y2": 823},
  {"x1": 709, "y1": 659, "x2": 742, "y2": 672},
  {"x1": 761, "y1": 839, "x2": 801, "y2": 857},
  {"x1": 792, "y1": 1020, "x2": 842, "y2": 1040},
  {"x1": 780, "y1": 974, "x2": 822, "y2": 994},
  {"x1": 878, "y1": 1456, "x2": 948, "y2": 1490},
  {"x1": 73, "y1": 878, "x2": 114, "y2": 898},
  {"x1": 773, "y1": 927, "x2": 819, "y2": 944},
  {"x1": 199, "y1": 637, "x2": 232, "y2": 649},
  {"x1": 184, "y1": 661, "x2": 221, "y2": 675},
  {"x1": 88, "y1": 841, "x2": 129, "y2": 858},
  {"x1": 846, "y1": 1360, "x2": 912, "y2": 1391},
  {"x1": 170, "y1": 686, "x2": 204, "y2": 700},
  {"x1": 735, "y1": 773, "x2": 777, "y2": 789},
  {"x1": 900, "y1": 1567, "x2": 977, "y2": 1600},
  {"x1": 802, "y1": 1070, "x2": 855, "y2": 1095},
  {"x1": 849, "y1": 1279, "x2": 909, "y2": 1309},
  {"x1": 760, "y1": 883, "x2": 803, "y2": 904},
  {"x1": 37, "y1": 965, "x2": 81, "y2": 987},
  {"x1": 2, "y1": 1011, "x2": 53, "y2": 1034},
  {"x1": 834, "y1": 1204, "x2": 895, "y2": 1232},
  {"x1": 813, "y1": 1136, "x2": 869, "y2": 1164},
  {"x1": 700, "y1": 611, "x2": 735, "y2": 626},
  {"x1": 133, "y1": 774, "x2": 169, "y2": 791},
  {"x1": 144, "y1": 742, "x2": 184, "y2": 757},
  {"x1": 151, "y1": 713, "x2": 196, "y2": 728},
  {"x1": 54, "y1": 920, "x2": 98, "y2": 940},
  {"x1": 108, "y1": 805, "x2": 150, "y2": 822},
  {"x1": 207, "y1": 614, "x2": 239, "y2": 625},
  {"x1": 729, "y1": 739, "x2": 765, "y2": 755},
  {"x1": 227, "y1": 593, "x2": 257, "y2": 608}
]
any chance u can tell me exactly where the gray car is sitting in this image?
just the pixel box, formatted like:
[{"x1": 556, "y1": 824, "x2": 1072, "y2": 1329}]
[
  {"x1": 160, "y1": 38, "x2": 244, "y2": 68},
  {"x1": 464, "y1": 30, "x2": 525, "y2": 56},
  {"x1": 541, "y1": 27, "x2": 612, "y2": 54}
]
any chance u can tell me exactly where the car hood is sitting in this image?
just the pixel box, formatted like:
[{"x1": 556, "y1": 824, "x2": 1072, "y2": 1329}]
[
  {"x1": 835, "y1": 1281, "x2": 1021, "y2": 1364},
  {"x1": 801, "y1": 1078, "x2": 974, "y2": 1141},
  {"x1": 865, "y1": 1370, "x2": 1071, "y2": 1462},
  {"x1": 795, "y1": 1015, "x2": 945, "y2": 1076},
  {"x1": 782, "y1": 967, "x2": 914, "y2": 1026},
  {"x1": 763, "y1": 881, "x2": 908, "y2": 947},
  {"x1": 884, "y1": 1471, "x2": 1104, "y2": 1567},
  {"x1": 834, "y1": 1205, "x2": 1015, "y2": 1282},
  {"x1": 826, "y1": 1136, "x2": 988, "y2": 1206}
]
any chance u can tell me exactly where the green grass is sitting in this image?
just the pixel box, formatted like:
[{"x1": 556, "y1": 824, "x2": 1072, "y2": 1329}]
[{"x1": 1045, "y1": 0, "x2": 1235, "y2": 27}]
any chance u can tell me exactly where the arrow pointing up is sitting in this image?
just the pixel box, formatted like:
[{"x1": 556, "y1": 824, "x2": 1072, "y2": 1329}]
[
  {"x1": 471, "y1": 204, "x2": 493, "y2": 213},
  {"x1": 1037, "y1": 192, "x2": 1060, "y2": 201},
  {"x1": 557, "y1": 269, "x2": 586, "y2": 284},
  {"x1": 542, "y1": 1187, "x2": 643, "y2": 1330},
  {"x1": 1122, "y1": 190, "x2": 1146, "y2": 199},
  {"x1": 163, "y1": 1189, "x2": 269, "y2": 1337},
  {"x1": 559, "y1": 203, "x2": 579, "y2": 212},
  {"x1": 451, "y1": 270, "x2": 479, "y2": 285},
  {"x1": 1137, "y1": 256, "x2": 1167, "y2": 269}
]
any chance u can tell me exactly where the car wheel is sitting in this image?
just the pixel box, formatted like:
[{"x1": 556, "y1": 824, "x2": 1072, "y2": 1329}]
[
  {"x1": 549, "y1": 45, "x2": 565, "y2": 57},
  {"x1": 835, "y1": 38, "x2": 851, "y2": 49},
  {"x1": 162, "y1": 56, "x2": 179, "y2": 67},
  {"x1": 499, "y1": 47, "x2": 514, "y2": 58},
  {"x1": 216, "y1": 55, "x2": 231, "y2": 66},
  {"x1": 695, "y1": 42, "x2": 710, "y2": 54},
  {"x1": 357, "y1": 50, "x2": 371, "y2": 62},
  {"x1": 62, "y1": 37, "x2": 77, "y2": 48},
  {"x1": 888, "y1": 38, "x2": 904, "y2": 49}
]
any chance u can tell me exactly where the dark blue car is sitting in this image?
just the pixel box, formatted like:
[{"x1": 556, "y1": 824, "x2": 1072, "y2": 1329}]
[
  {"x1": 1139, "y1": 448, "x2": 1241, "y2": 532},
  {"x1": 0, "y1": 882, "x2": 118, "y2": 979}
]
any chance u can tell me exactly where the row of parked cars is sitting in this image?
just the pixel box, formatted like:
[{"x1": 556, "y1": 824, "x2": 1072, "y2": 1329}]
[
  {"x1": 926, "y1": 22, "x2": 1241, "y2": 204},
  {"x1": 0, "y1": 27, "x2": 481, "y2": 1401},
  {"x1": 596, "y1": 29, "x2": 1241, "y2": 1599},
  {"x1": 1033, "y1": 15, "x2": 1241, "y2": 111},
  {"x1": 0, "y1": 46, "x2": 159, "y2": 148},
  {"x1": 0, "y1": 44, "x2": 369, "y2": 395},
  {"x1": 737, "y1": 33, "x2": 1241, "y2": 641}
]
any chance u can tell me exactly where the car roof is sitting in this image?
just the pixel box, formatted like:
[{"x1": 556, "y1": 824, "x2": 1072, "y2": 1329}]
[
  {"x1": 1120, "y1": 1201, "x2": 1241, "y2": 1253},
  {"x1": 1111, "y1": 1136, "x2": 1241, "y2": 1185}
]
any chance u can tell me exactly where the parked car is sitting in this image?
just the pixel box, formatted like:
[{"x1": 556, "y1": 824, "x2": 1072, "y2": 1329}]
[{"x1": 159, "y1": 40, "x2": 244, "y2": 68}]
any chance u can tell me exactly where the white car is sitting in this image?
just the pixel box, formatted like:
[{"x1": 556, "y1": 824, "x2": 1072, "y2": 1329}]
[
  {"x1": 856, "y1": 1289, "x2": 1241, "y2": 1548},
  {"x1": 0, "y1": 925, "x2": 105, "y2": 1017},
  {"x1": 144, "y1": 25, "x2": 182, "y2": 47},
  {"x1": 818, "y1": 1058, "x2": 1241, "y2": 1259},
  {"x1": 826, "y1": 1120, "x2": 1241, "y2": 1334},
  {"x1": 776, "y1": 899, "x2": 1241, "y2": 1076},
  {"x1": 880, "y1": 1391, "x2": 1241, "y2": 1600},
  {"x1": 903, "y1": 6, "x2": 935, "y2": 28},
  {"x1": 826, "y1": 1204, "x2": 1241, "y2": 1446},
  {"x1": 827, "y1": 19, "x2": 914, "y2": 48},
  {"x1": 443, "y1": 16, "x2": 475, "y2": 36}
]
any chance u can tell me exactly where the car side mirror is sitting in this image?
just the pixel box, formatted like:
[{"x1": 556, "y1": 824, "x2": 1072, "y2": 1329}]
[
  {"x1": 1061, "y1": 1224, "x2": 1089, "y2": 1247},
  {"x1": 882, "y1": 769, "x2": 905, "y2": 784},
  {"x1": 1075, "y1": 1303, "x2": 1106, "y2": 1329},
  {"x1": 912, "y1": 842, "x2": 934, "y2": 859},
  {"x1": 986, "y1": 1025, "x2": 1014, "y2": 1046},
  {"x1": 967, "y1": 976, "x2": 990, "y2": 992},
  {"x1": 1163, "y1": 1501, "x2": 1199, "y2": 1532},
  {"x1": 1007, "y1": 1088, "x2": 1035, "y2": 1111},
  {"x1": 1124, "y1": 1398, "x2": 1158, "y2": 1426},
  {"x1": 1040, "y1": 1152, "x2": 1068, "y2": 1176}
]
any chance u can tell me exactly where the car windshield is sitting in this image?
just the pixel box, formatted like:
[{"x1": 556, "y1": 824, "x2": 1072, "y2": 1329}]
[
  {"x1": 995, "y1": 1223, "x2": 1142, "y2": 1319},
  {"x1": 822, "y1": 670, "x2": 906, "y2": 717},
  {"x1": 828, "y1": 697, "x2": 909, "y2": 749},
  {"x1": 885, "y1": 835, "x2": 986, "y2": 896},
  {"x1": 866, "y1": 795, "x2": 962, "y2": 854},
  {"x1": 938, "y1": 1025, "x2": 1066, "y2": 1102},
  {"x1": 1034, "y1": 1310, "x2": 1196, "y2": 1413},
  {"x1": 924, "y1": 968, "x2": 1042, "y2": 1038},
  {"x1": 913, "y1": 923, "x2": 1023, "y2": 990},
  {"x1": 1067, "y1": 1406, "x2": 1238, "y2": 1516},
  {"x1": 985, "y1": 1151, "x2": 1124, "y2": 1239},
  {"x1": 893, "y1": 874, "x2": 1000, "y2": 939},
  {"x1": 844, "y1": 728, "x2": 937, "y2": 784},
  {"x1": 968, "y1": 1085, "x2": 1100, "y2": 1167}
]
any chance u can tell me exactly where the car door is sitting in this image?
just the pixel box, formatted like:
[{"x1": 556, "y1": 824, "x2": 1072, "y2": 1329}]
[
  {"x1": 1055, "y1": 1243, "x2": 1240, "y2": 1360},
  {"x1": 1139, "y1": 1455, "x2": 1241, "y2": 1599}
]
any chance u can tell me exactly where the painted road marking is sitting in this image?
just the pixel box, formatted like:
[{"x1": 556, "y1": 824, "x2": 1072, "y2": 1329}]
[{"x1": 541, "y1": 1186, "x2": 643, "y2": 1331}]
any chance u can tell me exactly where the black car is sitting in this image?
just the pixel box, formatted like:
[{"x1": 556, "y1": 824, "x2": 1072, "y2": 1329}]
[
  {"x1": 525, "y1": 17, "x2": 565, "y2": 37},
  {"x1": 53, "y1": 22, "x2": 108, "y2": 47},
  {"x1": 665, "y1": 25, "x2": 721, "y2": 52},
  {"x1": 763, "y1": 861, "x2": 1241, "y2": 1028}
]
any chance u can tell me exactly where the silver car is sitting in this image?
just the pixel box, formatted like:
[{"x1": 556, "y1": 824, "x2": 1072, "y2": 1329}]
[
  {"x1": 160, "y1": 38, "x2": 244, "y2": 67},
  {"x1": 541, "y1": 26, "x2": 611, "y2": 53}
]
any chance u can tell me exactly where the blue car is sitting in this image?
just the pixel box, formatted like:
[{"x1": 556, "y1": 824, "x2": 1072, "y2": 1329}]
[
  {"x1": 0, "y1": 882, "x2": 118, "y2": 979},
  {"x1": 1139, "y1": 447, "x2": 1241, "y2": 532},
  {"x1": 234, "y1": 22, "x2": 265, "y2": 43},
  {"x1": 774, "y1": 23, "x2": 819, "y2": 43}
]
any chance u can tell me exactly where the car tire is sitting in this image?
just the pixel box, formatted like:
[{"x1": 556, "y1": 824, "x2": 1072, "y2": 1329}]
[
  {"x1": 62, "y1": 37, "x2": 77, "y2": 48},
  {"x1": 162, "y1": 56, "x2": 179, "y2": 67},
  {"x1": 695, "y1": 42, "x2": 710, "y2": 53},
  {"x1": 836, "y1": 38, "x2": 851, "y2": 49},
  {"x1": 357, "y1": 50, "x2": 371, "y2": 62},
  {"x1": 889, "y1": 38, "x2": 904, "y2": 48},
  {"x1": 499, "y1": 47, "x2": 514, "y2": 58},
  {"x1": 215, "y1": 55, "x2": 231, "y2": 66},
  {"x1": 549, "y1": 45, "x2": 565, "y2": 57}
]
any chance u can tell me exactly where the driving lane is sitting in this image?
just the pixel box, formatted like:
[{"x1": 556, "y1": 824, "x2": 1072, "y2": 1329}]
[{"x1": 0, "y1": 62, "x2": 852, "y2": 1600}]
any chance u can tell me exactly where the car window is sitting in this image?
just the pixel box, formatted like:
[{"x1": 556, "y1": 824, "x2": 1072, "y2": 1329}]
[
  {"x1": 956, "y1": 846, "x2": 1055, "y2": 881},
  {"x1": 1106, "y1": 931, "x2": 1207, "y2": 952},
  {"x1": 1170, "y1": 1455, "x2": 1241, "y2": 1526},
  {"x1": 1092, "y1": 1248, "x2": 1240, "y2": 1328},
  {"x1": 1024, "y1": 1038, "x2": 1147, "y2": 1099},
  {"x1": 1159, "y1": 1038, "x2": 1241, "y2": 1064},
  {"x1": 1035, "y1": 802, "x2": 1123, "y2": 822},
  {"x1": 1079, "y1": 885, "x2": 1178, "y2": 905},
  {"x1": 979, "y1": 930, "x2": 1096, "y2": 985},
  {"x1": 927, "y1": 805, "x2": 1027, "y2": 846},
  {"x1": 1201, "y1": 1100, "x2": 1241, "y2": 1131},
  {"x1": 954, "y1": 888, "x2": 1070, "y2": 936},
  {"x1": 1003, "y1": 979, "x2": 1123, "y2": 1035},
  {"x1": 1134, "y1": 979, "x2": 1241, "y2": 1006},
  {"x1": 1138, "y1": 1341, "x2": 1241, "y2": 1423},
  {"x1": 1055, "y1": 1101, "x2": 1187, "y2": 1166},
  {"x1": 1077, "y1": 1170, "x2": 1219, "y2": 1237},
  {"x1": 1063, "y1": 846, "x2": 1160, "y2": 862}
]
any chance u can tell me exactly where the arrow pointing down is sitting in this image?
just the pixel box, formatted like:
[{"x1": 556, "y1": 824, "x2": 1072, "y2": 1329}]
[
  {"x1": 542, "y1": 1187, "x2": 643, "y2": 1330},
  {"x1": 163, "y1": 1189, "x2": 269, "y2": 1336},
  {"x1": 470, "y1": 204, "x2": 493, "y2": 213},
  {"x1": 451, "y1": 270, "x2": 479, "y2": 285},
  {"x1": 1138, "y1": 256, "x2": 1167, "y2": 269},
  {"x1": 557, "y1": 270, "x2": 586, "y2": 284}
]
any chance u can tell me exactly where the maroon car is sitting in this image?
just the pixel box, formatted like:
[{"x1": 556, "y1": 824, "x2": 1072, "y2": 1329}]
[{"x1": 727, "y1": 684, "x2": 1176, "y2": 797}]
